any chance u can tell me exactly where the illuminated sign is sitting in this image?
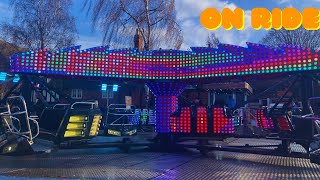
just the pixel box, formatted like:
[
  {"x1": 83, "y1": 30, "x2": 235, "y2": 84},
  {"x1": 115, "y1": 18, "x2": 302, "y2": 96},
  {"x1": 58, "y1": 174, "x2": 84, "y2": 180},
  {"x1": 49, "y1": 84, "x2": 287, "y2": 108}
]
[{"x1": 200, "y1": 8, "x2": 320, "y2": 30}]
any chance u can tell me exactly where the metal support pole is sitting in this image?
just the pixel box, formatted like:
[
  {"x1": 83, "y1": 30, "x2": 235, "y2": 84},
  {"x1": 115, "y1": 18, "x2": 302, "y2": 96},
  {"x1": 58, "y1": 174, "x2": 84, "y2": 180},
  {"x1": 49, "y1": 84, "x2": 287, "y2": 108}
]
[
  {"x1": 208, "y1": 91, "x2": 211, "y2": 107},
  {"x1": 267, "y1": 98, "x2": 271, "y2": 107},
  {"x1": 302, "y1": 74, "x2": 314, "y2": 115},
  {"x1": 248, "y1": 75, "x2": 294, "y2": 102},
  {"x1": 212, "y1": 92, "x2": 216, "y2": 106},
  {"x1": 244, "y1": 94, "x2": 248, "y2": 108},
  {"x1": 268, "y1": 75, "x2": 300, "y2": 116},
  {"x1": 20, "y1": 76, "x2": 32, "y2": 106},
  {"x1": 0, "y1": 79, "x2": 22, "y2": 104}
]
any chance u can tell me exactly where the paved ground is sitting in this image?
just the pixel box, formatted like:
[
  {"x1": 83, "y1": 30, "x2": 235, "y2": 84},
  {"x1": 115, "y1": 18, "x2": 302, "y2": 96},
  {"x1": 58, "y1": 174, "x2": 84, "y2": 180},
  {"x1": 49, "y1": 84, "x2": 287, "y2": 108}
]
[{"x1": 0, "y1": 138, "x2": 319, "y2": 180}]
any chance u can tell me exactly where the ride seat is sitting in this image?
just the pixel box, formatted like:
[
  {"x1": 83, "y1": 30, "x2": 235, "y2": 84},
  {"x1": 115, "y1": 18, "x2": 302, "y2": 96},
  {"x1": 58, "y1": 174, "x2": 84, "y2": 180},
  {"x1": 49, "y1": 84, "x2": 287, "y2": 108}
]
[
  {"x1": 276, "y1": 116, "x2": 292, "y2": 132},
  {"x1": 293, "y1": 116, "x2": 318, "y2": 140},
  {"x1": 38, "y1": 108, "x2": 68, "y2": 134},
  {"x1": 196, "y1": 107, "x2": 208, "y2": 133}
]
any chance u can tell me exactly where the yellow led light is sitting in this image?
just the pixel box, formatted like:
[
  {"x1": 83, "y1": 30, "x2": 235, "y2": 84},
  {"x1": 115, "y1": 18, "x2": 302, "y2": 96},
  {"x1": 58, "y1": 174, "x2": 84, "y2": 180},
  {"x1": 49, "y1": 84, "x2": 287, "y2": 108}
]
[
  {"x1": 64, "y1": 130, "x2": 84, "y2": 137},
  {"x1": 69, "y1": 115, "x2": 87, "y2": 122},
  {"x1": 67, "y1": 123, "x2": 86, "y2": 129}
]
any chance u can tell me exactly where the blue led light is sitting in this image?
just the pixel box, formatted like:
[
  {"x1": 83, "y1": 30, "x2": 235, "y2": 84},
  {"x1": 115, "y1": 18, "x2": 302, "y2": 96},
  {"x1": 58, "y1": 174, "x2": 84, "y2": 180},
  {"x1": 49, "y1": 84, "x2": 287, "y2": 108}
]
[
  {"x1": 112, "y1": 84, "x2": 118, "y2": 92},
  {"x1": 148, "y1": 82, "x2": 187, "y2": 133},
  {"x1": 0, "y1": 72, "x2": 7, "y2": 81},
  {"x1": 101, "y1": 84, "x2": 107, "y2": 91},
  {"x1": 12, "y1": 74, "x2": 20, "y2": 83}
]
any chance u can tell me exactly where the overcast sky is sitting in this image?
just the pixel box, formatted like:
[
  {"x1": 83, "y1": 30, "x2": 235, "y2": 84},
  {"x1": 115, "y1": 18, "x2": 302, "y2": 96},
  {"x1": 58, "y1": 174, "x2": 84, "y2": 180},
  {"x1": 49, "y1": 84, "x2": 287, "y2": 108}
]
[{"x1": 0, "y1": 0, "x2": 319, "y2": 50}]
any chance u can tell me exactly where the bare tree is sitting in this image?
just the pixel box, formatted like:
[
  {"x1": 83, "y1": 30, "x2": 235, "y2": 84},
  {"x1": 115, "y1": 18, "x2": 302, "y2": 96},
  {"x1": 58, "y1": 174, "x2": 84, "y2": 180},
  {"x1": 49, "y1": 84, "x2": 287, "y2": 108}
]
[
  {"x1": 84, "y1": 0, "x2": 183, "y2": 50},
  {"x1": 260, "y1": 27, "x2": 320, "y2": 50},
  {"x1": 1, "y1": 0, "x2": 77, "y2": 50},
  {"x1": 206, "y1": 33, "x2": 220, "y2": 48}
]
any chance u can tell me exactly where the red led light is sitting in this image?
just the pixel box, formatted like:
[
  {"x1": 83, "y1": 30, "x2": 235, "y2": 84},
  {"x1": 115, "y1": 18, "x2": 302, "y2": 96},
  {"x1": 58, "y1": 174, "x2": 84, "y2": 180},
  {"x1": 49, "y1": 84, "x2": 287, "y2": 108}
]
[
  {"x1": 178, "y1": 107, "x2": 191, "y2": 133},
  {"x1": 213, "y1": 108, "x2": 235, "y2": 134},
  {"x1": 254, "y1": 109, "x2": 274, "y2": 129},
  {"x1": 196, "y1": 107, "x2": 208, "y2": 133},
  {"x1": 277, "y1": 116, "x2": 291, "y2": 131},
  {"x1": 170, "y1": 107, "x2": 191, "y2": 133},
  {"x1": 170, "y1": 117, "x2": 178, "y2": 133}
]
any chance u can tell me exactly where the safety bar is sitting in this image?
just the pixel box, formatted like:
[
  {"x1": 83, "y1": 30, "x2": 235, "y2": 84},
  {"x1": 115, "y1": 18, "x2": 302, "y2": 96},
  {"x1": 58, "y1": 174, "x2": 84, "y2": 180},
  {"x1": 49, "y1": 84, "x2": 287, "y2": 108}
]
[
  {"x1": 1, "y1": 96, "x2": 39, "y2": 144},
  {"x1": 107, "y1": 104, "x2": 136, "y2": 116},
  {"x1": 71, "y1": 101, "x2": 98, "y2": 109},
  {"x1": 108, "y1": 112, "x2": 136, "y2": 116},
  {"x1": 2, "y1": 116, "x2": 21, "y2": 133},
  {"x1": 108, "y1": 104, "x2": 136, "y2": 109},
  {"x1": 29, "y1": 117, "x2": 39, "y2": 138},
  {"x1": 308, "y1": 97, "x2": 320, "y2": 116},
  {"x1": 292, "y1": 114, "x2": 320, "y2": 121},
  {"x1": 53, "y1": 104, "x2": 70, "y2": 109},
  {"x1": 0, "y1": 111, "x2": 28, "y2": 116},
  {"x1": 106, "y1": 104, "x2": 137, "y2": 125}
]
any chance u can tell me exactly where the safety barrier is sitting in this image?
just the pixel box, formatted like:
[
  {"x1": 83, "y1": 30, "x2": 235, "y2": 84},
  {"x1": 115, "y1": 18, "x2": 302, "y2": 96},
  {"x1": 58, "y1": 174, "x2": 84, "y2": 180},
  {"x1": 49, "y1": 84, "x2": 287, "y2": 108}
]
[{"x1": 38, "y1": 101, "x2": 102, "y2": 144}]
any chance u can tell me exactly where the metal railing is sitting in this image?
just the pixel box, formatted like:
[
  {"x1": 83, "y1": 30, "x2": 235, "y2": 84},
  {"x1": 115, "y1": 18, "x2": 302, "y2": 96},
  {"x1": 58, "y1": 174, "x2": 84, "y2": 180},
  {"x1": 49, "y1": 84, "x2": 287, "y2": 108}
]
[
  {"x1": 71, "y1": 101, "x2": 98, "y2": 110},
  {"x1": 0, "y1": 96, "x2": 39, "y2": 144}
]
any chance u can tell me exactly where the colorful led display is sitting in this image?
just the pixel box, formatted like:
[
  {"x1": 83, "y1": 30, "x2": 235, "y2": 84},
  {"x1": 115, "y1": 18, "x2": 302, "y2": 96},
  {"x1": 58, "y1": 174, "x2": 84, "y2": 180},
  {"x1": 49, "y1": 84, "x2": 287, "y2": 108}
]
[
  {"x1": 196, "y1": 107, "x2": 208, "y2": 133},
  {"x1": 277, "y1": 116, "x2": 291, "y2": 131},
  {"x1": 9, "y1": 43, "x2": 320, "y2": 135},
  {"x1": 170, "y1": 116, "x2": 178, "y2": 133},
  {"x1": 179, "y1": 107, "x2": 191, "y2": 133},
  {"x1": 213, "y1": 108, "x2": 238, "y2": 134},
  {"x1": 148, "y1": 110, "x2": 156, "y2": 125},
  {"x1": 148, "y1": 82, "x2": 186, "y2": 133},
  {"x1": 254, "y1": 109, "x2": 274, "y2": 129},
  {"x1": 141, "y1": 109, "x2": 148, "y2": 125},
  {"x1": 170, "y1": 107, "x2": 191, "y2": 133},
  {"x1": 10, "y1": 43, "x2": 320, "y2": 80},
  {"x1": 155, "y1": 96, "x2": 177, "y2": 132},
  {"x1": 128, "y1": 109, "x2": 141, "y2": 125}
]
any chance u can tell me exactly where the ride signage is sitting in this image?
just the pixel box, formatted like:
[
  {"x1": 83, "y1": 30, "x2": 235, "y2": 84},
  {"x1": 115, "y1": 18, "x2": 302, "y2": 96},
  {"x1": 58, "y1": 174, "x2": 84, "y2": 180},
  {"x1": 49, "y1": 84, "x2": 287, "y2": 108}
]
[{"x1": 200, "y1": 7, "x2": 320, "y2": 30}]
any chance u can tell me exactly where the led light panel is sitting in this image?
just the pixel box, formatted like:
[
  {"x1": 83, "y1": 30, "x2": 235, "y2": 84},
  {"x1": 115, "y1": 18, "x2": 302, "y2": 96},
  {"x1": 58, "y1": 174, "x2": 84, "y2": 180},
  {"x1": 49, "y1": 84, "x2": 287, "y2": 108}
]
[
  {"x1": 254, "y1": 109, "x2": 274, "y2": 129},
  {"x1": 10, "y1": 43, "x2": 320, "y2": 135},
  {"x1": 170, "y1": 107, "x2": 191, "y2": 133},
  {"x1": 141, "y1": 109, "x2": 148, "y2": 125},
  {"x1": 196, "y1": 107, "x2": 208, "y2": 133},
  {"x1": 113, "y1": 84, "x2": 118, "y2": 92},
  {"x1": 148, "y1": 82, "x2": 186, "y2": 133},
  {"x1": 148, "y1": 110, "x2": 156, "y2": 125},
  {"x1": 101, "y1": 84, "x2": 107, "y2": 91},
  {"x1": 10, "y1": 43, "x2": 320, "y2": 80},
  {"x1": 213, "y1": 108, "x2": 238, "y2": 134},
  {"x1": 128, "y1": 109, "x2": 141, "y2": 125},
  {"x1": 0, "y1": 72, "x2": 7, "y2": 81},
  {"x1": 277, "y1": 116, "x2": 291, "y2": 131}
]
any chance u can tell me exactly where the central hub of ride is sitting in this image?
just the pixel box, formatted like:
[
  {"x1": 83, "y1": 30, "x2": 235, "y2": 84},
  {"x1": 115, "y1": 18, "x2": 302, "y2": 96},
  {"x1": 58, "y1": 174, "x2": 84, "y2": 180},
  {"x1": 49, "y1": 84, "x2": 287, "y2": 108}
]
[{"x1": 147, "y1": 81, "x2": 187, "y2": 133}]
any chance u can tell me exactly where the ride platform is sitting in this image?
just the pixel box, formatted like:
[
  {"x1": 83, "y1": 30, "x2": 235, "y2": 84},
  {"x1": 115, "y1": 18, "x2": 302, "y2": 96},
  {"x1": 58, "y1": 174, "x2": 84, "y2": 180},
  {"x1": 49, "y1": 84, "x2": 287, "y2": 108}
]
[{"x1": 0, "y1": 136, "x2": 319, "y2": 180}]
